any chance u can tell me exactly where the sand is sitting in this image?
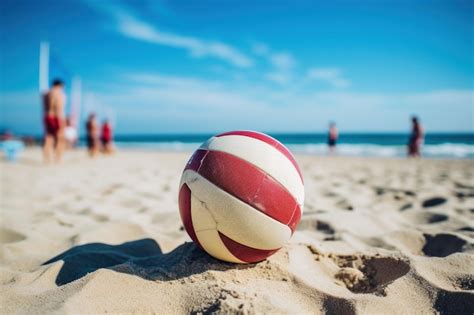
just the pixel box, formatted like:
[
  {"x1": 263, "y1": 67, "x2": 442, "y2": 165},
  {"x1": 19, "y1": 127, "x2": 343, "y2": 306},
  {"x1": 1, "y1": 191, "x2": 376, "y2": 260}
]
[{"x1": 1, "y1": 148, "x2": 473, "y2": 314}]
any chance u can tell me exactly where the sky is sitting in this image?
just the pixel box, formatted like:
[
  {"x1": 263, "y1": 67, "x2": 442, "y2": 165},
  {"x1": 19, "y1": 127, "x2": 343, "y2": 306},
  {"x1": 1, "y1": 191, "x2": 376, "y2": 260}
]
[{"x1": 0, "y1": 0, "x2": 473, "y2": 135}]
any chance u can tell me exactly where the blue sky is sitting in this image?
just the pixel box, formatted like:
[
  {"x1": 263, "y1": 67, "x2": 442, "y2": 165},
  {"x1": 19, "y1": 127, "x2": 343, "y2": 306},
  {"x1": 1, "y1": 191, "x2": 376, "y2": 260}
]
[{"x1": 0, "y1": 0, "x2": 472, "y2": 134}]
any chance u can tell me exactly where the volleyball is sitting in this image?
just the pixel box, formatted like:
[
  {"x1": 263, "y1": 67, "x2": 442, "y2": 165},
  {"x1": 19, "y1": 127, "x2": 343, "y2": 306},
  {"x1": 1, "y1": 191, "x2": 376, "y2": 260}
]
[{"x1": 178, "y1": 130, "x2": 304, "y2": 263}]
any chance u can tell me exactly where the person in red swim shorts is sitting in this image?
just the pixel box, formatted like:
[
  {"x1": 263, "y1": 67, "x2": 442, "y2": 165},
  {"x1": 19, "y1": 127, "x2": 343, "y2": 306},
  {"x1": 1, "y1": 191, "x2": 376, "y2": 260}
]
[{"x1": 42, "y1": 79, "x2": 66, "y2": 163}]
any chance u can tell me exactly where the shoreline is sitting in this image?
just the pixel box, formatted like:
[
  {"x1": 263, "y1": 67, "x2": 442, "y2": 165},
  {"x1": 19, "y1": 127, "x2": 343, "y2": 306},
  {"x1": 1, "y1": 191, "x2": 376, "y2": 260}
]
[{"x1": 5, "y1": 146, "x2": 473, "y2": 162}]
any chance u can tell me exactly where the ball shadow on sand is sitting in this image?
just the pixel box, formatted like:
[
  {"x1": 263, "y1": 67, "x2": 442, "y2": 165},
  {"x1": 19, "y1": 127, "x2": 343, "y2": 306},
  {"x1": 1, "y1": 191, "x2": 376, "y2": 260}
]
[{"x1": 43, "y1": 239, "x2": 254, "y2": 286}]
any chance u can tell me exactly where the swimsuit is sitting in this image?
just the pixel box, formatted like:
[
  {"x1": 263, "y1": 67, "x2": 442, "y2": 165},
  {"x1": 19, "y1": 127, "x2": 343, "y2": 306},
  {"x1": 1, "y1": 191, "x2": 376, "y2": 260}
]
[
  {"x1": 101, "y1": 125, "x2": 112, "y2": 145},
  {"x1": 44, "y1": 115, "x2": 59, "y2": 136}
]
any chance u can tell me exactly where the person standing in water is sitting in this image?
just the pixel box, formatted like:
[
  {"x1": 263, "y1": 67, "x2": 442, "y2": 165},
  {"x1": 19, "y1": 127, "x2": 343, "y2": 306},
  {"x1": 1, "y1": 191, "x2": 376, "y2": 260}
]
[
  {"x1": 42, "y1": 79, "x2": 66, "y2": 163},
  {"x1": 327, "y1": 122, "x2": 338, "y2": 153},
  {"x1": 85, "y1": 113, "x2": 99, "y2": 157},
  {"x1": 408, "y1": 116, "x2": 424, "y2": 157}
]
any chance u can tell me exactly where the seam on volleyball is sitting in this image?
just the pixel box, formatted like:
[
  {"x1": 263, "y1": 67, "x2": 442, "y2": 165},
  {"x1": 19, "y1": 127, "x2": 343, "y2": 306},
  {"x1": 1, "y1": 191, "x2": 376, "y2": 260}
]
[
  {"x1": 200, "y1": 146, "x2": 302, "y2": 213},
  {"x1": 195, "y1": 149, "x2": 210, "y2": 173},
  {"x1": 183, "y1": 170, "x2": 292, "y2": 241},
  {"x1": 180, "y1": 149, "x2": 209, "y2": 190},
  {"x1": 287, "y1": 203, "x2": 298, "y2": 233},
  {"x1": 250, "y1": 175, "x2": 266, "y2": 206},
  {"x1": 190, "y1": 189, "x2": 219, "y2": 230}
]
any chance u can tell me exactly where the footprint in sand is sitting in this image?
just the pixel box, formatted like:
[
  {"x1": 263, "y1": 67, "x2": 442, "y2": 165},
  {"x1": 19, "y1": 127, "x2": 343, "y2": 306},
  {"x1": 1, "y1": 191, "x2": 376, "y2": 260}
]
[
  {"x1": 307, "y1": 246, "x2": 410, "y2": 296},
  {"x1": 333, "y1": 255, "x2": 410, "y2": 296},
  {"x1": 421, "y1": 233, "x2": 470, "y2": 257},
  {"x1": 422, "y1": 197, "x2": 447, "y2": 208},
  {"x1": 297, "y1": 219, "x2": 335, "y2": 235},
  {"x1": 404, "y1": 212, "x2": 449, "y2": 225},
  {"x1": 0, "y1": 228, "x2": 26, "y2": 244},
  {"x1": 434, "y1": 290, "x2": 474, "y2": 314}
]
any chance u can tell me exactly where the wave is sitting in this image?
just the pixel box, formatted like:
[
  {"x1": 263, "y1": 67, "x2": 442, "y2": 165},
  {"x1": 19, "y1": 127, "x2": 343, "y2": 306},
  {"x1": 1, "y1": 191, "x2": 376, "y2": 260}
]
[
  {"x1": 287, "y1": 143, "x2": 474, "y2": 158},
  {"x1": 114, "y1": 141, "x2": 474, "y2": 159}
]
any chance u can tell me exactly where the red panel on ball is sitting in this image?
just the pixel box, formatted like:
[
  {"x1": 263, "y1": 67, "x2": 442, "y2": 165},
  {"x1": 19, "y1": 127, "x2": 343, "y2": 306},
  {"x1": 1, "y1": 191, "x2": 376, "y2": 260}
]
[
  {"x1": 178, "y1": 184, "x2": 203, "y2": 250},
  {"x1": 219, "y1": 232, "x2": 280, "y2": 263},
  {"x1": 184, "y1": 149, "x2": 208, "y2": 172},
  {"x1": 216, "y1": 130, "x2": 304, "y2": 183},
  {"x1": 197, "y1": 150, "x2": 300, "y2": 231}
]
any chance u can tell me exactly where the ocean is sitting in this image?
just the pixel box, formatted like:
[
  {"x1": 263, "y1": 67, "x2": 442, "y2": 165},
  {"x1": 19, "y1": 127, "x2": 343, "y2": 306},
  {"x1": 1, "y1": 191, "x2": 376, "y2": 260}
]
[{"x1": 108, "y1": 133, "x2": 474, "y2": 159}]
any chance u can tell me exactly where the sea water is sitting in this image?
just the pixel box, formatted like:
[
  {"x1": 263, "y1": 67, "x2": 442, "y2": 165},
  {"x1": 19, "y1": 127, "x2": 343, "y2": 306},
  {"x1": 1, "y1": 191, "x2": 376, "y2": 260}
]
[{"x1": 110, "y1": 133, "x2": 473, "y2": 159}]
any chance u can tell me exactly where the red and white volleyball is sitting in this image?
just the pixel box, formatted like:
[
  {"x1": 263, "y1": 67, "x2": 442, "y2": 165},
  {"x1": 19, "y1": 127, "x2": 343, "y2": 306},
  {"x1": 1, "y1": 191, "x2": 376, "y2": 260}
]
[{"x1": 178, "y1": 130, "x2": 304, "y2": 263}]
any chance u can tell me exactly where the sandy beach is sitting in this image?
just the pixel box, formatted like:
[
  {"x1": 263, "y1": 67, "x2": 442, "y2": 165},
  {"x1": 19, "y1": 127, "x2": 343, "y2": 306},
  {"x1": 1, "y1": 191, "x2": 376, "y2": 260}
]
[{"x1": 1, "y1": 148, "x2": 473, "y2": 314}]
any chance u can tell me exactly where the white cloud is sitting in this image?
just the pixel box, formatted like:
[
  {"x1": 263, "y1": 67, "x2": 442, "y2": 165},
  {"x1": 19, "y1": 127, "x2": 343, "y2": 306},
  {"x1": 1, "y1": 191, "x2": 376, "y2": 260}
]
[
  {"x1": 265, "y1": 72, "x2": 292, "y2": 85},
  {"x1": 270, "y1": 52, "x2": 295, "y2": 70},
  {"x1": 85, "y1": 2, "x2": 253, "y2": 68},
  {"x1": 251, "y1": 42, "x2": 295, "y2": 69},
  {"x1": 307, "y1": 67, "x2": 351, "y2": 88},
  {"x1": 251, "y1": 41, "x2": 296, "y2": 84}
]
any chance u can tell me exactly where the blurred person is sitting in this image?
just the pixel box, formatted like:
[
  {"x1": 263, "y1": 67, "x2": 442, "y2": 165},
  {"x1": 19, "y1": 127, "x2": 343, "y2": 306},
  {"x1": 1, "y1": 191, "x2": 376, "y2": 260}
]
[
  {"x1": 42, "y1": 79, "x2": 66, "y2": 163},
  {"x1": 85, "y1": 113, "x2": 99, "y2": 157},
  {"x1": 408, "y1": 116, "x2": 424, "y2": 157},
  {"x1": 64, "y1": 117, "x2": 78, "y2": 149},
  {"x1": 0, "y1": 130, "x2": 14, "y2": 141},
  {"x1": 327, "y1": 121, "x2": 338, "y2": 153},
  {"x1": 100, "y1": 119, "x2": 114, "y2": 154},
  {"x1": 0, "y1": 131, "x2": 24, "y2": 162}
]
